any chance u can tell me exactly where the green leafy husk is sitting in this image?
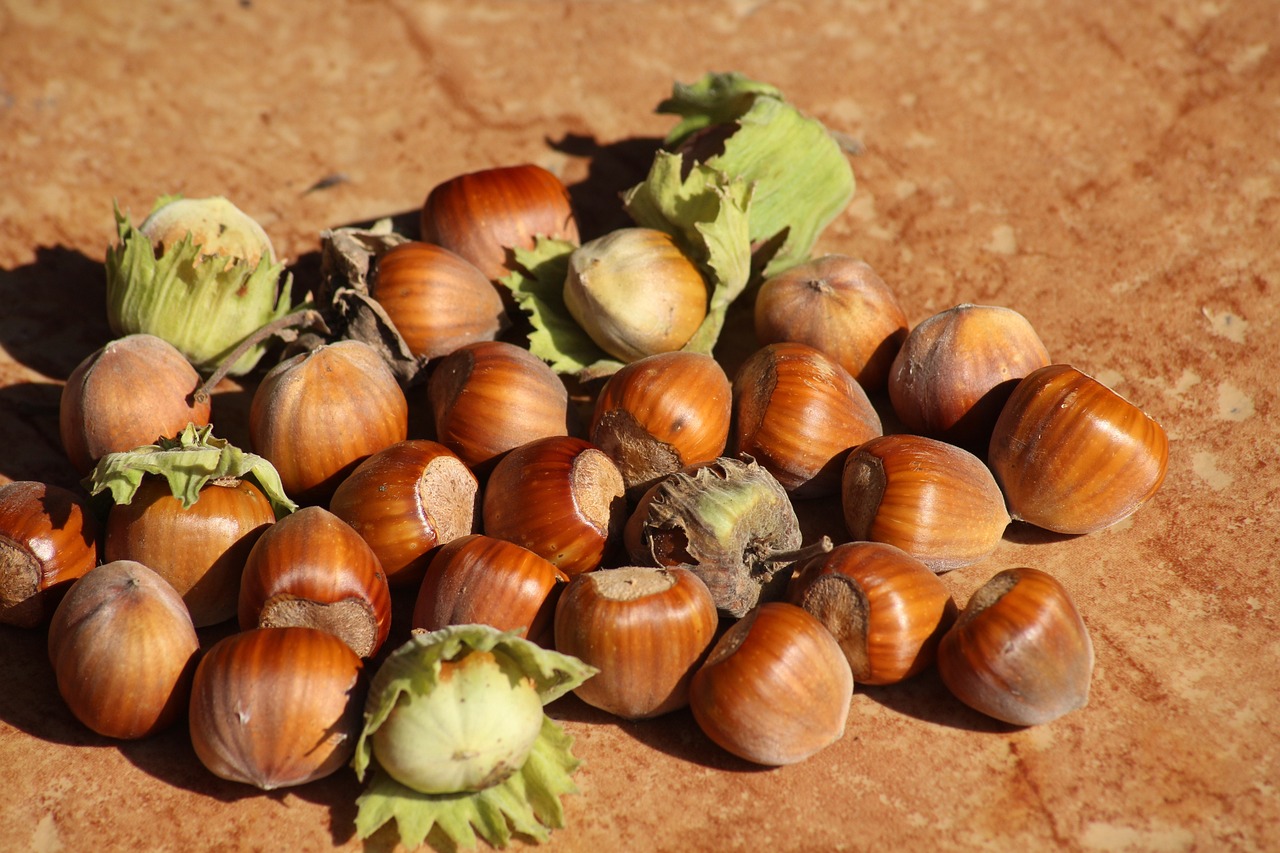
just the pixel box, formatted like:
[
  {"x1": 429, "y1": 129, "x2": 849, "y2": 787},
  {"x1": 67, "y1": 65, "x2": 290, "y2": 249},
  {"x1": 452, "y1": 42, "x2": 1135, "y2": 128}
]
[
  {"x1": 640, "y1": 71, "x2": 856, "y2": 277},
  {"x1": 499, "y1": 238, "x2": 623, "y2": 379},
  {"x1": 105, "y1": 197, "x2": 295, "y2": 376},
  {"x1": 655, "y1": 73, "x2": 784, "y2": 145},
  {"x1": 500, "y1": 155, "x2": 752, "y2": 380},
  {"x1": 355, "y1": 717, "x2": 582, "y2": 850},
  {"x1": 501, "y1": 73, "x2": 851, "y2": 376},
  {"x1": 83, "y1": 423, "x2": 297, "y2": 517},
  {"x1": 621, "y1": 151, "x2": 753, "y2": 354},
  {"x1": 353, "y1": 625, "x2": 597, "y2": 850}
]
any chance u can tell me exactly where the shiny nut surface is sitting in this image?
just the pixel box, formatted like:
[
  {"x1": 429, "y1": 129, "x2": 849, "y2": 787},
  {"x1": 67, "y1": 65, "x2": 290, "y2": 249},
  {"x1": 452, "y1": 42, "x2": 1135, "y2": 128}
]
[
  {"x1": 788, "y1": 541, "x2": 957, "y2": 685},
  {"x1": 413, "y1": 533, "x2": 567, "y2": 642},
  {"x1": 888, "y1": 304, "x2": 1051, "y2": 451},
  {"x1": 421, "y1": 163, "x2": 580, "y2": 281},
  {"x1": 555, "y1": 565, "x2": 718, "y2": 719},
  {"x1": 429, "y1": 340, "x2": 570, "y2": 473},
  {"x1": 249, "y1": 339, "x2": 409, "y2": 506},
  {"x1": 753, "y1": 254, "x2": 908, "y2": 392},
  {"x1": 689, "y1": 601, "x2": 853, "y2": 766},
  {"x1": 732, "y1": 341, "x2": 882, "y2": 498},
  {"x1": 371, "y1": 240, "x2": 508, "y2": 360},
  {"x1": 591, "y1": 351, "x2": 732, "y2": 495},
  {"x1": 104, "y1": 476, "x2": 274, "y2": 627},
  {"x1": 189, "y1": 626, "x2": 365, "y2": 790},
  {"x1": 937, "y1": 567, "x2": 1094, "y2": 726},
  {"x1": 0, "y1": 481, "x2": 99, "y2": 628},
  {"x1": 988, "y1": 364, "x2": 1169, "y2": 535},
  {"x1": 842, "y1": 434, "x2": 1010, "y2": 572},
  {"x1": 47, "y1": 560, "x2": 199, "y2": 740},
  {"x1": 482, "y1": 436, "x2": 626, "y2": 576},
  {"x1": 59, "y1": 334, "x2": 212, "y2": 475},
  {"x1": 238, "y1": 506, "x2": 392, "y2": 658},
  {"x1": 329, "y1": 439, "x2": 478, "y2": 589}
]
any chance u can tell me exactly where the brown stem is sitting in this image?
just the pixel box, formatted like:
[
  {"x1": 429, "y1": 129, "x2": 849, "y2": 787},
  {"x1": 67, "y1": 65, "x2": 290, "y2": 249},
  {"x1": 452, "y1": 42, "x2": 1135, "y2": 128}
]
[
  {"x1": 768, "y1": 535, "x2": 835, "y2": 566},
  {"x1": 192, "y1": 308, "x2": 330, "y2": 405}
]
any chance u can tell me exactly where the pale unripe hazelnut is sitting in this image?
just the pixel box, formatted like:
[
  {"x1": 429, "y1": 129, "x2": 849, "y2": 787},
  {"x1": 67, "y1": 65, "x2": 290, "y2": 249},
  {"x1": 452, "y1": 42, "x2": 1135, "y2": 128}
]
[{"x1": 563, "y1": 228, "x2": 707, "y2": 363}]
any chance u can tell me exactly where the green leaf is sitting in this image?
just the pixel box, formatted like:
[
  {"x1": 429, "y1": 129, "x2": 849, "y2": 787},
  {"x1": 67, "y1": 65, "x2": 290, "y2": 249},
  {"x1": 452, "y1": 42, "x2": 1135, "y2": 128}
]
[
  {"x1": 83, "y1": 423, "x2": 297, "y2": 517},
  {"x1": 649, "y1": 72, "x2": 856, "y2": 277},
  {"x1": 498, "y1": 238, "x2": 625, "y2": 379},
  {"x1": 657, "y1": 72, "x2": 782, "y2": 147}
]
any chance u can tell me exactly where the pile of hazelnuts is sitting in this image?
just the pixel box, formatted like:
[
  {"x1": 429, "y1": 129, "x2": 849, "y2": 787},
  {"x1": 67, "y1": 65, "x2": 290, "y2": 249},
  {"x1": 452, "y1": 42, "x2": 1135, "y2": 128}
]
[{"x1": 0, "y1": 162, "x2": 1168, "y2": 783}]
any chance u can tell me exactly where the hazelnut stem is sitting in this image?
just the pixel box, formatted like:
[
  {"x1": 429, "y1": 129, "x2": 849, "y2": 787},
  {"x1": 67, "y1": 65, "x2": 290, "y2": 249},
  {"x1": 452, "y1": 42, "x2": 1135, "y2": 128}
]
[
  {"x1": 765, "y1": 535, "x2": 834, "y2": 567},
  {"x1": 193, "y1": 307, "x2": 330, "y2": 405}
]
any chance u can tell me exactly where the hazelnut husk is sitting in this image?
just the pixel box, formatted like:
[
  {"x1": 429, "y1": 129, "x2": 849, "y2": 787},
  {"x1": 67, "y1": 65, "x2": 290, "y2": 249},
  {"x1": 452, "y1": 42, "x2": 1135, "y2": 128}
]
[{"x1": 625, "y1": 456, "x2": 809, "y2": 618}]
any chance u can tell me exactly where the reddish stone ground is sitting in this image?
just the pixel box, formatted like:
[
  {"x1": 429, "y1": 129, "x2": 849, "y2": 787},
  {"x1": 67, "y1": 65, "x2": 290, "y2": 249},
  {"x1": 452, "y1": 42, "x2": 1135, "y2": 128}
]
[{"x1": 1, "y1": 1, "x2": 1277, "y2": 851}]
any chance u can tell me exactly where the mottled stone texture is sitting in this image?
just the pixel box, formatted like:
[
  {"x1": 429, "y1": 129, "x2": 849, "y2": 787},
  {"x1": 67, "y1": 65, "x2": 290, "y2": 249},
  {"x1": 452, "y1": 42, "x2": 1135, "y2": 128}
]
[{"x1": 1, "y1": 1, "x2": 1277, "y2": 851}]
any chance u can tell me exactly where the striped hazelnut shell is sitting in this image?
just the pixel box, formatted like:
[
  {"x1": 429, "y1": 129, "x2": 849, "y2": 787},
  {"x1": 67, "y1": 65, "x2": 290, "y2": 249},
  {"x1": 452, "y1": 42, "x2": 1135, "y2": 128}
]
[
  {"x1": 937, "y1": 567, "x2": 1094, "y2": 726},
  {"x1": 988, "y1": 364, "x2": 1168, "y2": 535},
  {"x1": 732, "y1": 342, "x2": 882, "y2": 499},
  {"x1": 842, "y1": 434, "x2": 1010, "y2": 572}
]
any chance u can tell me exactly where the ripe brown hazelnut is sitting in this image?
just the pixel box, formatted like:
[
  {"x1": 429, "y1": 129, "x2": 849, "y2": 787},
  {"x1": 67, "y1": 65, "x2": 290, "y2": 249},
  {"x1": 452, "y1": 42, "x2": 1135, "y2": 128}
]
[
  {"x1": 428, "y1": 340, "x2": 569, "y2": 475},
  {"x1": 482, "y1": 436, "x2": 626, "y2": 576},
  {"x1": 788, "y1": 541, "x2": 957, "y2": 685},
  {"x1": 888, "y1": 304, "x2": 1051, "y2": 452},
  {"x1": 329, "y1": 439, "x2": 479, "y2": 589},
  {"x1": 421, "y1": 163, "x2": 580, "y2": 281},
  {"x1": 937, "y1": 567, "x2": 1094, "y2": 726},
  {"x1": 48, "y1": 561, "x2": 199, "y2": 739},
  {"x1": 590, "y1": 351, "x2": 731, "y2": 496},
  {"x1": 732, "y1": 342, "x2": 882, "y2": 498},
  {"x1": 0, "y1": 481, "x2": 99, "y2": 628},
  {"x1": 554, "y1": 566, "x2": 718, "y2": 719},
  {"x1": 754, "y1": 255, "x2": 908, "y2": 392},
  {"x1": 988, "y1": 364, "x2": 1168, "y2": 535},
  {"x1": 842, "y1": 434, "x2": 1010, "y2": 572},
  {"x1": 689, "y1": 602, "x2": 853, "y2": 766},
  {"x1": 238, "y1": 506, "x2": 392, "y2": 658}
]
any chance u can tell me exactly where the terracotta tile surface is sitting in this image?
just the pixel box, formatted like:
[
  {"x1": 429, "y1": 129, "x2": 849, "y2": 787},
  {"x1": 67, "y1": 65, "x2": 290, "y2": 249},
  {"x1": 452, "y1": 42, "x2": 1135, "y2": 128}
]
[{"x1": 1, "y1": 1, "x2": 1277, "y2": 851}]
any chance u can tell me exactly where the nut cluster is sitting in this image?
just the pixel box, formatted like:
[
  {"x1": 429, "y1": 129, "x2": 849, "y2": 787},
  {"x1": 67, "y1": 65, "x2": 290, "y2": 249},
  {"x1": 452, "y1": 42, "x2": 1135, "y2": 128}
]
[{"x1": 19, "y1": 124, "x2": 1167, "y2": 816}]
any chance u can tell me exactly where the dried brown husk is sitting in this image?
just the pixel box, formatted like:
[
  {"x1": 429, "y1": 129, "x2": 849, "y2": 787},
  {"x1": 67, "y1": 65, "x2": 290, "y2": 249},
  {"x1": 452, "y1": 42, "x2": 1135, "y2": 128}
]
[{"x1": 625, "y1": 457, "x2": 802, "y2": 618}]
